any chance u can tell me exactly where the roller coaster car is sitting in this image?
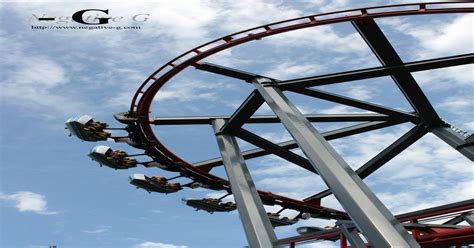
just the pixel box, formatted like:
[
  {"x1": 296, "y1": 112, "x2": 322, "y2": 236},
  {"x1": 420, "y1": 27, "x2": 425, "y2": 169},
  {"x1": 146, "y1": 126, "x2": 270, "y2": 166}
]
[
  {"x1": 182, "y1": 198, "x2": 237, "y2": 213},
  {"x1": 65, "y1": 115, "x2": 111, "y2": 141},
  {"x1": 129, "y1": 174, "x2": 182, "y2": 194},
  {"x1": 88, "y1": 145, "x2": 137, "y2": 170},
  {"x1": 267, "y1": 213, "x2": 298, "y2": 227}
]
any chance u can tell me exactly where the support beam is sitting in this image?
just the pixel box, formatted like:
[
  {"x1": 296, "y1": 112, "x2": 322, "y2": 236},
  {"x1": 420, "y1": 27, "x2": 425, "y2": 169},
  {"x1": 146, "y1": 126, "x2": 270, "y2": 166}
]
[
  {"x1": 291, "y1": 87, "x2": 418, "y2": 122},
  {"x1": 306, "y1": 124, "x2": 428, "y2": 200},
  {"x1": 352, "y1": 18, "x2": 442, "y2": 127},
  {"x1": 444, "y1": 212, "x2": 474, "y2": 226},
  {"x1": 194, "y1": 120, "x2": 403, "y2": 169},
  {"x1": 219, "y1": 90, "x2": 264, "y2": 134},
  {"x1": 151, "y1": 113, "x2": 395, "y2": 125},
  {"x1": 235, "y1": 128, "x2": 316, "y2": 173},
  {"x1": 196, "y1": 62, "x2": 265, "y2": 82},
  {"x1": 212, "y1": 119, "x2": 278, "y2": 248},
  {"x1": 253, "y1": 78, "x2": 419, "y2": 247},
  {"x1": 431, "y1": 124, "x2": 474, "y2": 161},
  {"x1": 463, "y1": 213, "x2": 474, "y2": 226},
  {"x1": 337, "y1": 221, "x2": 366, "y2": 248},
  {"x1": 275, "y1": 54, "x2": 473, "y2": 89}
]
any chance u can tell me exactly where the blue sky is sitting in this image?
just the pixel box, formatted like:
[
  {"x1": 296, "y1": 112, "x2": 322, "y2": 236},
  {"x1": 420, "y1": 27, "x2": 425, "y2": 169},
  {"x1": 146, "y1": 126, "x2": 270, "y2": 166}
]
[{"x1": 0, "y1": 1, "x2": 473, "y2": 248}]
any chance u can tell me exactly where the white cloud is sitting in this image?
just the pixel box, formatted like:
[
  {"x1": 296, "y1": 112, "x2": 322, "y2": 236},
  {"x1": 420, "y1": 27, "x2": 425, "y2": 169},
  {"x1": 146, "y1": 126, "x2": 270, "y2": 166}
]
[
  {"x1": 438, "y1": 95, "x2": 473, "y2": 110},
  {"x1": 301, "y1": 0, "x2": 352, "y2": 13},
  {"x1": 411, "y1": 64, "x2": 474, "y2": 89},
  {"x1": 264, "y1": 62, "x2": 325, "y2": 80},
  {"x1": 83, "y1": 226, "x2": 110, "y2": 235},
  {"x1": 380, "y1": 14, "x2": 473, "y2": 59},
  {"x1": 154, "y1": 80, "x2": 220, "y2": 103},
  {"x1": 415, "y1": 14, "x2": 473, "y2": 58},
  {"x1": 318, "y1": 105, "x2": 370, "y2": 114},
  {"x1": 0, "y1": 191, "x2": 58, "y2": 215},
  {"x1": 134, "y1": 241, "x2": 188, "y2": 248},
  {"x1": 214, "y1": 0, "x2": 301, "y2": 32},
  {"x1": 379, "y1": 14, "x2": 473, "y2": 88},
  {"x1": 264, "y1": 25, "x2": 369, "y2": 55},
  {"x1": 259, "y1": 131, "x2": 292, "y2": 144},
  {"x1": 345, "y1": 85, "x2": 373, "y2": 101},
  {"x1": 0, "y1": 33, "x2": 86, "y2": 114}
]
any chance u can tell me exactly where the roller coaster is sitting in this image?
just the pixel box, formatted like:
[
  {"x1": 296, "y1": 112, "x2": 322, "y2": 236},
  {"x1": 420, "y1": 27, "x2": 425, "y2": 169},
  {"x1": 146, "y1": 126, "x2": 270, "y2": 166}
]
[{"x1": 66, "y1": 2, "x2": 474, "y2": 247}]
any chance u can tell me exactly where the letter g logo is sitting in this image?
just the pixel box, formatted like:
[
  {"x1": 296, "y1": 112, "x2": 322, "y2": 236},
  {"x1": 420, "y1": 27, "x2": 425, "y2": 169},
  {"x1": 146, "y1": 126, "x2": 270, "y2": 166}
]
[{"x1": 72, "y1": 9, "x2": 110, "y2": 25}]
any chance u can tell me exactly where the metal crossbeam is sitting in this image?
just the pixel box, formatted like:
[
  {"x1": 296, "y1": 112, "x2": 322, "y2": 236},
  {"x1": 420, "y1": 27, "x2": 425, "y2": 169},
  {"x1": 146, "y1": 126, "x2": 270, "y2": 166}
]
[
  {"x1": 275, "y1": 54, "x2": 473, "y2": 89},
  {"x1": 291, "y1": 88, "x2": 418, "y2": 122},
  {"x1": 306, "y1": 124, "x2": 428, "y2": 200},
  {"x1": 219, "y1": 91, "x2": 264, "y2": 134},
  {"x1": 212, "y1": 119, "x2": 278, "y2": 248},
  {"x1": 352, "y1": 18, "x2": 443, "y2": 127},
  {"x1": 431, "y1": 124, "x2": 474, "y2": 161},
  {"x1": 337, "y1": 221, "x2": 366, "y2": 248},
  {"x1": 444, "y1": 212, "x2": 474, "y2": 226},
  {"x1": 235, "y1": 128, "x2": 316, "y2": 173},
  {"x1": 253, "y1": 78, "x2": 419, "y2": 247},
  {"x1": 151, "y1": 113, "x2": 394, "y2": 125},
  {"x1": 463, "y1": 213, "x2": 474, "y2": 226},
  {"x1": 194, "y1": 120, "x2": 402, "y2": 169},
  {"x1": 196, "y1": 62, "x2": 265, "y2": 82}
]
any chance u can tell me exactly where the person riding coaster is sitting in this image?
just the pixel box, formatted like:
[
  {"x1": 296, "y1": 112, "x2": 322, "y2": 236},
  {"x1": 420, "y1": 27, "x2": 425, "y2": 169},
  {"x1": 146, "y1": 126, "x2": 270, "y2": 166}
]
[
  {"x1": 150, "y1": 176, "x2": 168, "y2": 184},
  {"x1": 119, "y1": 158, "x2": 137, "y2": 168},
  {"x1": 220, "y1": 202, "x2": 236, "y2": 209},
  {"x1": 203, "y1": 198, "x2": 220, "y2": 204},
  {"x1": 110, "y1": 150, "x2": 127, "y2": 159},
  {"x1": 84, "y1": 121, "x2": 111, "y2": 140},
  {"x1": 87, "y1": 121, "x2": 108, "y2": 129}
]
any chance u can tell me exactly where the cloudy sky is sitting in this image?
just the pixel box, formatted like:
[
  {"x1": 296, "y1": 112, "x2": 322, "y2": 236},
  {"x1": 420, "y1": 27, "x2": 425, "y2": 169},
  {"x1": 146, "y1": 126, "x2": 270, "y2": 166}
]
[{"x1": 0, "y1": 1, "x2": 472, "y2": 248}]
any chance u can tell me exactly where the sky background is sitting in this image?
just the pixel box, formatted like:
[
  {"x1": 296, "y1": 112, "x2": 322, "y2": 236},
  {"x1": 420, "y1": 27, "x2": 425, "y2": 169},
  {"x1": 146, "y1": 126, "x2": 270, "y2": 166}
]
[{"x1": 0, "y1": 1, "x2": 473, "y2": 248}]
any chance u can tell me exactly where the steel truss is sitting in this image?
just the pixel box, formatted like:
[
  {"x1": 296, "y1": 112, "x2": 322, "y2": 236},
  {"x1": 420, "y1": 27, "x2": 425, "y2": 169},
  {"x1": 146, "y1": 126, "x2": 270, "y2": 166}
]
[{"x1": 75, "y1": 2, "x2": 474, "y2": 247}]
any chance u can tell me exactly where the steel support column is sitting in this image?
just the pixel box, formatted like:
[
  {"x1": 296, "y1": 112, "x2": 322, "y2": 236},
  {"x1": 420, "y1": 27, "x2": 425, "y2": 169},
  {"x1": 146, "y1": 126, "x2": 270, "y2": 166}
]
[
  {"x1": 337, "y1": 221, "x2": 366, "y2": 248},
  {"x1": 253, "y1": 78, "x2": 420, "y2": 247},
  {"x1": 431, "y1": 125, "x2": 474, "y2": 161},
  {"x1": 212, "y1": 119, "x2": 278, "y2": 248}
]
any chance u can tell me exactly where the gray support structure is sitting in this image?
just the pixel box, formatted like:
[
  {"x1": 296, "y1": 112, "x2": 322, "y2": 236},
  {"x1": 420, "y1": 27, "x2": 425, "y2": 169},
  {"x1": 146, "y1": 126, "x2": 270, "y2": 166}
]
[
  {"x1": 463, "y1": 213, "x2": 474, "y2": 226},
  {"x1": 444, "y1": 212, "x2": 474, "y2": 226},
  {"x1": 212, "y1": 119, "x2": 278, "y2": 248},
  {"x1": 431, "y1": 125, "x2": 474, "y2": 161},
  {"x1": 253, "y1": 78, "x2": 420, "y2": 247},
  {"x1": 337, "y1": 221, "x2": 367, "y2": 248},
  {"x1": 352, "y1": 18, "x2": 443, "y2": 127}
]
